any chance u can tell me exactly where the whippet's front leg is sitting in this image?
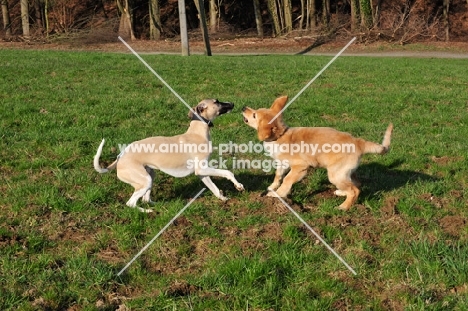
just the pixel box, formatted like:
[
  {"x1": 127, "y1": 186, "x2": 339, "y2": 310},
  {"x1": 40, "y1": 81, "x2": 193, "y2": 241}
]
[
  {"x1": 199, "y1": 176, "x2": 229, "y2": 201},
  {"x1": 195, "y1": 167, "x2": 244, "y2": 192}
]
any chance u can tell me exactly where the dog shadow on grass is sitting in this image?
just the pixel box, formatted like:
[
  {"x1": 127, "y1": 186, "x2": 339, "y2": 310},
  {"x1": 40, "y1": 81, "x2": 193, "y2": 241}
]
[
  {"x1": 149, "y1": 158, "x2": 437, "y2": 205},
  {"x1": 220, "y1": 158, "x2": 437, "y2": 206},
  {"x1": 357, "y1": 159, "x2": 438, "y2": 197}
]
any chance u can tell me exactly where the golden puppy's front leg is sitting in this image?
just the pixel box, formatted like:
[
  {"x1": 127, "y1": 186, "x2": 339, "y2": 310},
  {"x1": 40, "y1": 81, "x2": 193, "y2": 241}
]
[
  {"x1": 267, "y1": 165, "x2": 308, "y2": 198},
  {"x1": 267, "y1": 165, "x2": 288, "y2": 191}
]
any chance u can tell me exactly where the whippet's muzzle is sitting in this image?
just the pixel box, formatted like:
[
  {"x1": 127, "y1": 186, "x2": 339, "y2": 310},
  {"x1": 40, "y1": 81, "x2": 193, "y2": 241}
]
[{"x1": 216, "y1": 100, "x2": 235, "y2": 115}]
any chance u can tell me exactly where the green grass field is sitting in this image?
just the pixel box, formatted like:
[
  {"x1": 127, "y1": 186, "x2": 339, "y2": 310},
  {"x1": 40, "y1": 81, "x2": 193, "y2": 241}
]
[{"x1": 1, "y1": 48, "x2": 467, "y2": 310}]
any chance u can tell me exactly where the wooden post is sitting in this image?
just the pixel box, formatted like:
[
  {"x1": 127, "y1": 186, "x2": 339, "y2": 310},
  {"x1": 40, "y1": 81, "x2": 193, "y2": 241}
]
[
  {"x1": 178, "y1": 0, "x2": 190, "y2": 56},
  {"x1": 195, "y1": 0, "x2": 212, "y2": 56}
]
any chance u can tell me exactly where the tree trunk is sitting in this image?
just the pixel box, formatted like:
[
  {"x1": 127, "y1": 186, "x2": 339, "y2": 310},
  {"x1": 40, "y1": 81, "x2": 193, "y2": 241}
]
[
  {"x1": 44, "y1": 0, "x2": 49, "y2": 36},
  {"x1": 283, "y1": 0, "x2": 292, "y2": 33},
  {"x1": 1, "y1": 0, "x2": 11, "y2": 38},
  {"x1": 322, "y1": 0, "x2": 330, "y2": 29},
  {"x1": 178, "y1": 0, "x2": 189, "y2": 56},
  {"x1": 277, "y1": 0, "x2": 284, "y2": 32},
  {"x1": 306, "y1": 0, "x2": 316, "y2": 32},
  {"x1": 209, "y1": 0, "x2": 217, "y2": 33},
  {"x1": 117, "y1": 0, "x2": 135, "y2": 40},
  {"x1": 33, "y1": 0, "x2": 43, "y2": 32},
  {"x1": 443, "y1": 0, "x2": 450, "y2": 42},
  {"x1": 359, "y1": 0, "x2": 372, "y2": 29},
  {"x1": 267, "y1": 0, "x2": 281, "y2": 36},
  {"x1": 194, "y1": 0, "x2": 212, "y2": 56},
  {"x1": 299, "y1": 0, "x2": 304, "y2": 31},
  {"x1": 374, "y1": 0, "x2": 382, "y2": 29},
  {"x1": 350, "y1": 0, "x2": 360, "y2": 31},
  {"x1": 252, "y1": 0, "x2": 264, "y2": 38},
  {"x1": 149, "y1": 0, "x2": 161, "y2": 40},
  {"x1": 21, "y1": 0, "x2": 30, "y2": 38}
]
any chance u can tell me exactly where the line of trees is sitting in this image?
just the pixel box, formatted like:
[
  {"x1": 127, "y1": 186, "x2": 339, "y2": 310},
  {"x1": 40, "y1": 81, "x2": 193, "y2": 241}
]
[{"x1": 1, "y1": 0, "x2": 467, "y2": 43}]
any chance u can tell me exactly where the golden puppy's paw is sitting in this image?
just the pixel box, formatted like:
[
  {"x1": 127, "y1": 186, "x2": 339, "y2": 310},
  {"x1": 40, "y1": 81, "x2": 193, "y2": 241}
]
[
  {"x1": 337, "y1": 204, "x2": 351, "y2": 211},
  {"x1": 267, "y1": 184, "x2": 280, "y2": 192},
  {"x1": 266, "y1": 191, "x2": 277, "y2": 198},
  {"x1": 334, "y1": 190, "x2": 347, "y2": 197}
]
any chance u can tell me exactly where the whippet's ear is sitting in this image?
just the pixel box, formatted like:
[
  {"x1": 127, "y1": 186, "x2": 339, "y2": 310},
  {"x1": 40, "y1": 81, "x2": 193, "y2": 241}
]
[
  {"x1": 270, "y1": 96, "x2": 288, "y2": 114},
  {"x1": 188, "y1": 107, "x2": 197, "y2": 119},
  {"x1": 196, "y1": 101, "x2": 208, "y2": 114},
  {"x1": 188, "y1": 101, "x2": 208, "y2": 118}
]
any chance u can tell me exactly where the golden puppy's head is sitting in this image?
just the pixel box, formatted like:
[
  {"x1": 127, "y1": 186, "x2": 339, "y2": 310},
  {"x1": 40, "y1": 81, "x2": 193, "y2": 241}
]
[{"x1": 242, "y1": 96, "x2": 289, "y2": 142}]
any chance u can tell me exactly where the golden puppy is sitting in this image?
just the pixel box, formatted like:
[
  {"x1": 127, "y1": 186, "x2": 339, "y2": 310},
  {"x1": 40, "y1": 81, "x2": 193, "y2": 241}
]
[{"x1": 242, "y1": 96, "x2": 393, "y2": 210}]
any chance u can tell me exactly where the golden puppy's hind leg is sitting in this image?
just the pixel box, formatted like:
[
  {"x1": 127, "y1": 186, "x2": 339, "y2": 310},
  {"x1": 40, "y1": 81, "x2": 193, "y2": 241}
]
[{"x1": 328, "y1": 169, "x2": 360, "y2": 211}]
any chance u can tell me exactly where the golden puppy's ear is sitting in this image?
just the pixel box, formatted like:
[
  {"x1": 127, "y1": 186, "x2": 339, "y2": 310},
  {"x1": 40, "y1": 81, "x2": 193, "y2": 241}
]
[
  {"x1": 257, "y1": 120, "x2": 272, "y2": 141},
  {"x1": 270, "y1": 96, "x2": 288, "y2": 114}
]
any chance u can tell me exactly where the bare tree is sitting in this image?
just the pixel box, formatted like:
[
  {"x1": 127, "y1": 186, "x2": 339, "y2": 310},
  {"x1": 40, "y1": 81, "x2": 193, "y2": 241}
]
[
  {"x1": 267, "y1": 0, "x2": 281, "y2": 36},
  {"x1": 443, "y1": 0, "x2": 450, "y2": 42},
  {"x1": 1, "y1": 0, "x2": 11, "y2": 38},
  {"x1": 209, "y1": 0, "x2": 217, "y2": 33},
  {"x1": 359, "y1": 0, "x2": 373, "y2": 29},
  {"x1": 178, "y1": 0, "x2": 189, "y2": 56},
  {"x1": 194, "y1": 0, "x2": 212, "y2": 55},
  {"x1": 298, "y1": 0, "x2": 304, "y2": 30},
  {"x1": 252, "y1": 0, "x2": 264, "y2": 38},
  {"x1": 306, "y1": 0, "x2": 316, "y2": 31},
  {"x1": 116, "y1": 0, "x2": 135, "y2": 40},
  {"x1": 283, "y1": 0, "x2": 293, "y2": 33},
  {"x1": 322, "y1": 0, "x2": 330, "y2": 28},
  {"x1": 149, "y1": 0, "x2": 161, "y2": 40},
  {"x1": 350, "y1": 0, "x2": 360, "y2": 31},
  {"x1": 374, "y1": 0, "x2": 382, "y2": 29},
  {"x1": 33, "y1": 0, "x2": 44, "y2": 33},
  {"x1": 21, "y1": 0, "x2": 30, "y2": 38}
]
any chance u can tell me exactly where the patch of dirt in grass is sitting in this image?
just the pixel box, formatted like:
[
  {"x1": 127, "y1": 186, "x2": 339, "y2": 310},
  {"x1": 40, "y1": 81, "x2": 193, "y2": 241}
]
[
  {"x1": 439, "y1": 215, "x2": 467, "y2": 237},
  {"x1": 419, "y1": 193, "x2": 448, "y2": 209},
  {"x1": 430, "y1": 155, "x2": 464, "y2": 165},
  {"x1": 381, "y1": 196, "x2": 399, "y2": 217},
  {"x1": 166, "y1": 280, "x2": 200, "y2": 297},
  {"x1": 96, "y1": 245, "x2": 123, "y2": 264},
  {"x1": 0, "y1": 225, "x2": 26, "y2": 248}
]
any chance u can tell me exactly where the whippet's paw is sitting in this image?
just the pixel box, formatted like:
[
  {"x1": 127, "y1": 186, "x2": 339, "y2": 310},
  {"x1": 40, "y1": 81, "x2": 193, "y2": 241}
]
[
  {"x1": 136, "y1": 207, "x2": 154, "y2": 213},
  {"x1": 218, "y1": 190, "x2": 229, "y2": 201},
  {"x1": 235, "y1": 183, "x2": 245, "y2": 191}
]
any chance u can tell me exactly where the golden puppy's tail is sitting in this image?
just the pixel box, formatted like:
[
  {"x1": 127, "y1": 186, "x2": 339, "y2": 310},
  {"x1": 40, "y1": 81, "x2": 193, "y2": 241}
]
[
  {"x1": 362, "y1": 123, "x2": 393, "y2": 155},
  {"x1": 94, "y1": 139, "x2": 119, "y2": 173}
]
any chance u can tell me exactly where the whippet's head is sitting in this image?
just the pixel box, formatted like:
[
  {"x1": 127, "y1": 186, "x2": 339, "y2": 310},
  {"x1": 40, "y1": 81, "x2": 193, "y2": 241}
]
[{"x1": 188, "y1": 99, "x2": 234, "y2": 126}]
